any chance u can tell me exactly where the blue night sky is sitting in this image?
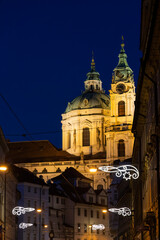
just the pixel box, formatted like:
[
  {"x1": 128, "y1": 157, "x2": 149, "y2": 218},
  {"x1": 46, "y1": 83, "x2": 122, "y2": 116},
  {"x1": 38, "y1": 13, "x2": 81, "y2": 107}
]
[{"x1": 0, "y1": 0, "x2": 141, "y2": 148}]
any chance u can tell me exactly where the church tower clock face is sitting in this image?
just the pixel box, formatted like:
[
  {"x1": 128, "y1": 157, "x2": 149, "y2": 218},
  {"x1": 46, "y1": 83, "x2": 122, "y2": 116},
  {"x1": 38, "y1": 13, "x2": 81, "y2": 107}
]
[{"x1": 116, "y1": 83, "x2": 126, "y2": 94}]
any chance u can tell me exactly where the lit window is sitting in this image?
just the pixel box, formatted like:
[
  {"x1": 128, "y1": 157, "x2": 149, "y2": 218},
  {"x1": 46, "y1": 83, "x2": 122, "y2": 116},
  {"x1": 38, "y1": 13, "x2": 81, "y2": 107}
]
[
  {"x1": 118, "y1": 101, "x2": 125, "y2": 116},
  {"x1": 78, "y1": 223, "x2": 81, "y2": 232},
  {"x1": 82, "y1": 128, "x2": 90, "y2": 146},
  {"x1": 118, "y1": 139, "x2": 125, "y2": 157}
]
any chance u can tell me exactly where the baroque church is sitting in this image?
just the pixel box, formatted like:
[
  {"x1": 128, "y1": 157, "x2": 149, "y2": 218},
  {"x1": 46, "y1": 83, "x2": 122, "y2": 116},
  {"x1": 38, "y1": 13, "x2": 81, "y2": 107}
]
[
  {"x1": 62, "y1": 41, "x2": 135, "y2": 161},
  {"x1": 7, "y1": 40, "x2": 135, "y2": 190}
]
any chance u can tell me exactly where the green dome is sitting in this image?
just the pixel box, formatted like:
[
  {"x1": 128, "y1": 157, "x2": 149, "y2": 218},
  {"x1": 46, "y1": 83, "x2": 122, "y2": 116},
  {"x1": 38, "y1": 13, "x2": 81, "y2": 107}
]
[{"x1": 65, "y1": 91, "x2": 110, "y2": 113}]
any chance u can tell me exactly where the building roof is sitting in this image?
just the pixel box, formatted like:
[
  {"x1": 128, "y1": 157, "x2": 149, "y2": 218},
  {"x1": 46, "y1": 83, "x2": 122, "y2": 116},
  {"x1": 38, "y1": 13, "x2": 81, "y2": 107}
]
[
  {"x1": 51, "y1": 167, "x2": 93, "y2": 184},
  {"x1": 11, "y1": 164, "x2": 48, "y2": 186},
  {"x1": 6, "y1": 140, "x2": 78, "y2": 163}
]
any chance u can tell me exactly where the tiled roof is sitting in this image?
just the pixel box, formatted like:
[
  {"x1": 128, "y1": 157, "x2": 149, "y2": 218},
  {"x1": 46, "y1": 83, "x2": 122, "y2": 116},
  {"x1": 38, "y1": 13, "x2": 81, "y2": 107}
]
[
  {"x1": 6, "y1": 140, "x2": 77, "y2": 163},
  {"x1": 11, "y1": 164, "x2": 48, "y2": 186},
  {"x1": 51, "y1": 167, "x2": 92, "y2": 183}
]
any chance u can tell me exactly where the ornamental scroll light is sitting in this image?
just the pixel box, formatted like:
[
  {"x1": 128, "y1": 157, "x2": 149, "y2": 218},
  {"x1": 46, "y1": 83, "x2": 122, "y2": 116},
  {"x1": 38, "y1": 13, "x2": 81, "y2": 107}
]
[
  {"x1": 108, "y1": 207, "x2": 131, "y2": 217},
  {"x1": 12, "y1": 206, "x2": 35, "y2": 216},
  {"x1": 99, "y1": 165, "x2": 139, "y2": 181},
  {"x1": 92, "y1": 224, "x2": 105, "y2": 230},
  {"x1": 19, "y1": 223, "x2": 33, "y2": 229}
]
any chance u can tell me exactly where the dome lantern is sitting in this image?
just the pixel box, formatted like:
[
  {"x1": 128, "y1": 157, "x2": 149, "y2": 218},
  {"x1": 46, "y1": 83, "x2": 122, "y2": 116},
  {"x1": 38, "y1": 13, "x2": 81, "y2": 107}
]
[{"x1": 84, "y1": 52, "x2": 103, "y2": 91}]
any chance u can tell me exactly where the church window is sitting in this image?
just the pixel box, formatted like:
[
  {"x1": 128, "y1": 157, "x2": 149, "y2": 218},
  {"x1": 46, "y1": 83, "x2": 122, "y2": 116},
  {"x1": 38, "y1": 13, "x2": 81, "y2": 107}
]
[
  {"x1": 118, "y1": 139, "x2": 125, "y2": 157},
  {"x1": 90, "y1": 85, "x2": 94, "y2": 90},
  {"x1": 104, "y1": 135, "x2": 107, "y2": 146},
  {"x1": 67, "y1": 131, "x2": 71, "y2": 149},
  {"x1": 118, "y1": 101, "x2": 125, "y2": 116},
  {"x1": 82, "y1": 128, "x2": 90, "y2": 146},
  {"x1": 96, "y1": 84, "x2": 99, "y2": 90}
]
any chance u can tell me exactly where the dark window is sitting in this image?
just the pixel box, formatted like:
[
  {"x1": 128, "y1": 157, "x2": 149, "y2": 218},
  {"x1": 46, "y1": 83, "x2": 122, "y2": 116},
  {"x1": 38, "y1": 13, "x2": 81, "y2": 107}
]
[
  {"x1": 103, "y1": 213, "x2": 105, "y2": 219},
  {"x1": 97, "y1": 211, "x2": 99, "y2": 218},
  {"x1": 91, "y1": 210, "x2": 93, "y2": 218},
  {"x1": 101, "y1": 198, "x2": 105, "y2": 205},
  {"x1": 28, "y1": 186, "x2": 31, "y2": 192},
  {"x1": 118, "y1": 139, "x2": 125, "y2": 157},
  {"x1": 84, "y1": 224, "x2": 87, "y2": 233},
  {"x1": 89, "y1": 196, "x2": 93, "y2": 203},
  {"x1": 56, "y1": 210, "x2": 59, "y2": 217},
  {"x1": 56, "y1": 197, "x2": 59, "y2": 204},
  {"x1": 90, "y1": 85, "x2": 94, "y2": 90},
  {"x1": 118, "y1": 101, "x2": 125, "y2": 116},
  {"x1": 84, "y1": 209, "x2": 87, "y2": 217},
  {"x1": 34, "y1": 187, "x2": 37, "y2": 193},
  {"x1": 42, "y1": 189, "x2": 45, "y2": 195},
  {"x1": 104, "y1": 135, "x2": 107, "y2": 146},
  {"x1": 96, "y1": 85, "x2": 99, "y2": 90},
  {"x1": 78, "y1": 208, "x2": 81, "y2": 216},
  {"x1": 97, "y1": 229, "x2": 99, "y2": 234},
  {"x1": 34, "y1": 201, "x2": 37, "y2": 209},
  {"x1": 34, "y1": 217, "x2": 37, "y2": 224},
  {"x1": 83, "y1": 128, "x2": 90, "y2": 146}
]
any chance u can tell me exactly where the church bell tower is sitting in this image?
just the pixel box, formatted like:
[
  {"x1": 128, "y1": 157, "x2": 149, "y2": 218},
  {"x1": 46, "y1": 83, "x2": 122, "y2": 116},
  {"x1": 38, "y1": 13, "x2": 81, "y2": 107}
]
[{"x1": 105, "y1": 38, "x2": 135, "y2": 162}]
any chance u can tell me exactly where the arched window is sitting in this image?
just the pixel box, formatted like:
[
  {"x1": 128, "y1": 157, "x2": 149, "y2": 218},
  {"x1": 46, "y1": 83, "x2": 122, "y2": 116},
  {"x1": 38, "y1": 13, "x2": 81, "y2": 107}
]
[
  {"x1": 118, "y1": 101, "x2": 125, "y2": 116},
  {"x1": 67, "y1": 131, "x2": 71, "y2": 149},
  {"x1": 118, "y1": 139, "x2": 125, "y2": 157},
  {"x1": 82, "y1": 128, "x2": 90, "y2": 146}
]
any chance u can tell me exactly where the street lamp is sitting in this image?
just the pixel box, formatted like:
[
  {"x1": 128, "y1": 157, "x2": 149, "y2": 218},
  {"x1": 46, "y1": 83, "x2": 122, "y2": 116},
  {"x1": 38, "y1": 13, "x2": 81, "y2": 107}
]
[
  {"x1": 36, "y1": 208, "x2": 42, "y2": 213},
  {"x1": 102, "y1": 209, "x2": 107, "y2": 213},
  {"x1": 89, "y1": 167, "x2": 97, "y2": 173},
  {"x1": 0, "y1": 165, "x2": 8, "y2": 172}
]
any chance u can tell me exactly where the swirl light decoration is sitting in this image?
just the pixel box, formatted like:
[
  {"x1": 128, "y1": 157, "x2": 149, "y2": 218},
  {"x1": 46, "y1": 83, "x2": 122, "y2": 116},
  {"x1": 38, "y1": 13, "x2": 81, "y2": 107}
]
[
  {"x1": 99, "y1": 165, "x2": 139, "y2": 180},
  {"x1": 108, "y1": 207, "x2": 131, "y2": 217},
  {"x1": 12, "y1": 206, "x2": 35, "y2": 216},
  {"x1": 19, "y1": 223, "x2": 33, "y2": 229},
  {"x1": 92, "y1": 224, "x2": 105, "y2": 230}
]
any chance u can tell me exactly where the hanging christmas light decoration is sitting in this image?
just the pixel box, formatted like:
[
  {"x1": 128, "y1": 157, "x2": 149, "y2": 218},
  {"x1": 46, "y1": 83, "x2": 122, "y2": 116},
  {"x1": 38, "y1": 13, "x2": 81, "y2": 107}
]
[
  {"x1": 92, "y1": 224, "x2": 105, "y2": 230},
  {"x1": 19, "y1": 223, "x2": 33, "y2": 229},
  {"x1": 12, "y1": 206, "x2": 35, "y2": 216},
  {"x1": 99, "y1": 165, "x2": 139, "y2": 180},
  {"x1": 108, "y1": 207, "x2": 131, "y2": 216}
]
